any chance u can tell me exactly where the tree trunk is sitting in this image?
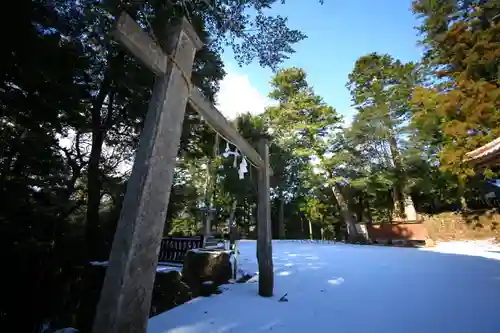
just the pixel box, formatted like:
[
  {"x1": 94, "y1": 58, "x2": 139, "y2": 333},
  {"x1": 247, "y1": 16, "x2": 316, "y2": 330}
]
[
  {"x1": 203, "y1": 157, "x2": 212, "y2": 234},
  {"x1": 278, "y1": 196, "x2": 285, "y2": 239},
  {"x1": 85, "y1": 74, "x2": 113, "y2": 260},
  {"x1": 458, "y1": 180, "x2": 469, "y2": 211},
  {"x1": 252, "y1": 203, "x2": 258, "y2": 237},
  {"x1": 244, "y1": 199, "x2": 250, "y2": 237},
  {"x1": 365, "y1": 199, "x2": 373, "y2": 224},
  {"x1": 0, "y1": 152, "x2": 14, "y2": 198},
  {"x1": 308, "y1": 219, "x2": 313, "y2": 240},
  {"x1": 334, "y1": 222, "x2": 342, "y2": 241},
  {"x1": 391, "y1": 188, "x2": 403, "y2": 219},
  {"x1": 331, "y1": 182, "x2": 357, "y2": 240},
  {"x1": 389, "y1": 135, "x2": 418, "y2": 221},
  {"x1": 389, "y1": 136, "x2": 404, "y2": 219},
  {"x1": 460, "y1": 195, "x2": 468, "y2": 211},
  {"x1": 0, "y1": 126, "x2": 15, "y2": 196},
  {"x1": 300, "y1": 214, "x2": 304, "y2": 236},
  {"x1": 324, "y1": 167, "x2": 357, "y2": 239},
  {"x1": 203, "y1": 134, "x2": 219, "y2": 236},
  {"x1": 357, "y1": 195, "x2": 365, "y2": 223},
  {"x1": 229, "y1": 199, "x2": 237, "y2": 225}
]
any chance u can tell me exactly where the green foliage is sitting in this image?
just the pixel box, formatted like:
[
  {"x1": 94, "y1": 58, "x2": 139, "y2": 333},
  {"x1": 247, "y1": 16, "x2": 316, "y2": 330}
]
[
  {"x1": 345, "y1": 52, "x2": 422, "y2": 218},
  {"x1": 412, "y1": 0, "x2": 500, "y2": 180},
  {"x1": 169, "y1": 216, "x2": 200, "y2": 236},
  {"x1": 264, "y1": 67, "x2": 354, "y2": 232},
  {"x1": 266, "y1": 67, "x2": 341, "y2": 153}
]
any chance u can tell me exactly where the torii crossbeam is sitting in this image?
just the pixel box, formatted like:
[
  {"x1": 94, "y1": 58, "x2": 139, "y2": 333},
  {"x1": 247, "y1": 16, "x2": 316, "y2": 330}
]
[{"x1": 91, "y1": 12, "x2": 273, "y2": 333}]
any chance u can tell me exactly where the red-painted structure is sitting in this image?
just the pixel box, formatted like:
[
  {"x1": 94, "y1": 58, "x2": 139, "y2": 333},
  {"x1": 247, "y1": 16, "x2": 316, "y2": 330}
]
[{"x1": 366, "y1": 222, "x2": 428, "y2": 243}]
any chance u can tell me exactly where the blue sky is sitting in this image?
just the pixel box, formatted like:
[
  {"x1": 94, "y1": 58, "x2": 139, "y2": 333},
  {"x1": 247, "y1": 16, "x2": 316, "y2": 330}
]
[{"x1": 216, "y1": 0, "x2": 424, "y2": 124}]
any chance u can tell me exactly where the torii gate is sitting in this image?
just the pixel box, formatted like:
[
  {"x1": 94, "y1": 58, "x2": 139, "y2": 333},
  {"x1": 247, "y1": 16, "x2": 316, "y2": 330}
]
[{"x1": 92, "y1": 12, "x2": 274, "y2": 333}]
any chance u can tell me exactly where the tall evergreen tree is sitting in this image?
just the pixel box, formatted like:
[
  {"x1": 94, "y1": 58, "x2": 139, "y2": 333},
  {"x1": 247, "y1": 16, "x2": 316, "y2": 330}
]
[
  {"x1": 412, "y1": 0, "x2": 500, "y2": 180},
  {"x1": 264, "y1": 68, "x2": 352, "y2": 236},
  {"x1": 347, "y1": 53, "x2": 420, "y2": 220}
]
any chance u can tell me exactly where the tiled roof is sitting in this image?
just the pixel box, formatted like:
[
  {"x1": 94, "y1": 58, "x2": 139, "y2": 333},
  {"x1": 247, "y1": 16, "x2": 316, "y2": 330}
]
[{"x1": 465, "y1": 137, "x2": 500, "y2": 162}]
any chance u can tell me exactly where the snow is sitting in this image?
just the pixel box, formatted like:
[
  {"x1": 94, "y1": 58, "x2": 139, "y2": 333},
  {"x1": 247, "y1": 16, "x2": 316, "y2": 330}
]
[
  {"x1": 54, "y1": 329, "x2": 79, "y2": 333},
  {"x1": 156, "y1": 264, "x2": 183, "y2": 273},
  {"x1": 147, "y1": 239, "x2": 500, "y2": 333},
  {"x1": 188, "y1": 248, "x2": 232, "y2": 254}
]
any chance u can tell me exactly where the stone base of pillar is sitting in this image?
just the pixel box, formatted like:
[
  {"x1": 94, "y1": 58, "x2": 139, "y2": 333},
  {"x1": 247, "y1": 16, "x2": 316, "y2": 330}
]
[{"x1": 182, "y1": 249, "x2": 232, "y2": 292}]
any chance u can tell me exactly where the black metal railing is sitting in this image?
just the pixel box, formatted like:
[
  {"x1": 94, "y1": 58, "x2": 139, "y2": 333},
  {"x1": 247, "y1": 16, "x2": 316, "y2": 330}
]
[
  {"x1": 158, "y1": 236, "x2": 204, "y2": 264},
  {"x1": 158, "y1": 235, "x2": 228, "y2": 264}
]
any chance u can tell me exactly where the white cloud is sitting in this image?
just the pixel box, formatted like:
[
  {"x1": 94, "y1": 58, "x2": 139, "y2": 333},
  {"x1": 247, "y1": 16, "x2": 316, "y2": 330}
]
[
  {"x1": 341, "y1": 110, "x2": 356, "y2": 128},
  {"x1": 215, "y1": 69, "x2": 275, "y2": 120}
]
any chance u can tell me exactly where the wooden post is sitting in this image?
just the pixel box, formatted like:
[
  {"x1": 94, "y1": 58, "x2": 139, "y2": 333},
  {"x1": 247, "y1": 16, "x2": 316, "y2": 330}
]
[
  {"x1": 233, "y1": 239, "x2": 239, "y2": 279},
  {"x1": 230, "y1": 219, "x2": 238, "y2": 279},
  {"x1": 92, "y1": 13, "x2": 202, "y2": 333},
  {"x1": 257, "y1": 139, "x2": 274, "y2": 297}
]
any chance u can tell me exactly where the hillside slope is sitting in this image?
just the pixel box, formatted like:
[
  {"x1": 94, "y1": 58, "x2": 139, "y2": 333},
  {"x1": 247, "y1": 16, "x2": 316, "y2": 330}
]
[{"x1": 423, "y1": 210, "x2": 500, "y2": 241}]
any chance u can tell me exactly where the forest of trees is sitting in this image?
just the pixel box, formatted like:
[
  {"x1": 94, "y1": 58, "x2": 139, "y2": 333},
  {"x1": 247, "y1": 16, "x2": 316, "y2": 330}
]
[{"x1": 1, "y1": 0, "x2": 498, "y2": 332}]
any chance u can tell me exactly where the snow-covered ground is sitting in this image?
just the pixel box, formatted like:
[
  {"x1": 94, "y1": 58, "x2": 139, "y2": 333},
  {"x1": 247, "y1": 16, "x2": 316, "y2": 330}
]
[{"x1": 148, "y1": 239, "x2": 500, "y2": 333}]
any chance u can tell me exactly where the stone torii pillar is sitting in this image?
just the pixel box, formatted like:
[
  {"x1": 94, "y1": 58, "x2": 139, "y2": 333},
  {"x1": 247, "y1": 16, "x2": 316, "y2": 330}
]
[
  {"x1": 92, "y1": 11, "x2": 274, "y2": 333},
  {"x1": 91, "y1": 13, "x2": 202, "y2": 333}
]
